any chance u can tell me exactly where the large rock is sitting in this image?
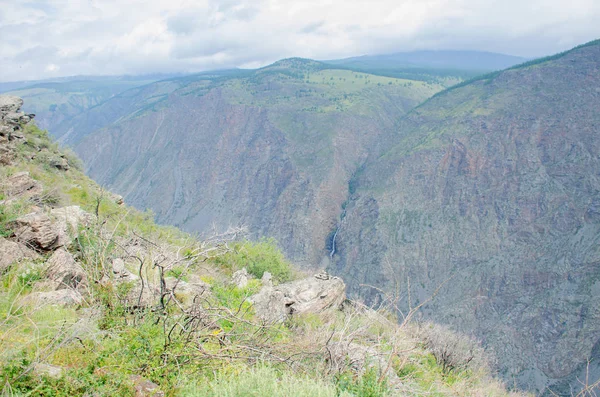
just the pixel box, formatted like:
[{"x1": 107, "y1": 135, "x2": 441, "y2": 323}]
[
  {"x1": 0, "y1": 96, "x2": 23, "y2": 114},
  {"x1": 50, "y1": 206, "x2": 94, "y2": 247},
  {"x1": 13, "y1": 207, "x2": 93, "y2": 252},
  {"x1": 13, "y1": 212, "x2": 60, "y2": 251},
  {"x1": 0, "y1": 236, "x2": 40, "y2": 273},
  {"x1": 45, "y1": 248, "x2": 86, "y2": 290},
  {"x1": 250, "y1": 274, "x2": 346, "y2": 323}
]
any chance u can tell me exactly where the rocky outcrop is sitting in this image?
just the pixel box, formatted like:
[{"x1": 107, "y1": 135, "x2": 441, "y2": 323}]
[
  {"x1": 250, "y1": 274, "x2": 346, "y2": 323},
  {"x1": 0, "y1": 236, "x2": 40, "y2": 274},
  {"x1": 0, "y1": 95, "x2": 34, "y2": 134},
  {"x1": 0, "y1": 95, "x2": 34, "y2": 165},
  {"x1": 45, "y1": 248, "x2": 86, "y2": 290}
]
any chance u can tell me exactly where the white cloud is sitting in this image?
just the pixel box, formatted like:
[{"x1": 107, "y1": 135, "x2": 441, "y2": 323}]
[{"x1": 0, "y1": 0, "x2": 599, "y2": 81}]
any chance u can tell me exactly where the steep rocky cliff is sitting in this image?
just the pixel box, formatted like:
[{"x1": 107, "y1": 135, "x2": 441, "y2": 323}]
[
  {"x1": 331, "y1": 40, "x2": 600, "y2": 394},
  {"x1": 61, "y1": 60, "x2": 444, "y2": 268}
]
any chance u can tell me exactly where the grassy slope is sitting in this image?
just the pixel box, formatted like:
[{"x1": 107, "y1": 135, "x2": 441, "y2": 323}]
[{"x1": 0, "y1": 122, "x2": 524, "y2": 396}]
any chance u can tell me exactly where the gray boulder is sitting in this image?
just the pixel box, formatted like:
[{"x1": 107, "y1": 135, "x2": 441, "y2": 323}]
[
  {"x1": 111, "y1": 258, "x2": 139, "y2": 281},
  {"x1": 45, "y1": 248, "x2": 86, "y2": 289},
  {"x1": 250, "y1": 274, "x2": 346, "y2": 323},
  {"x1": 13, "y1": 212, "x2": 60, "y2": 251},
  {"x1": 231, "y1": 267, "x2": 249, "y2": 288}
]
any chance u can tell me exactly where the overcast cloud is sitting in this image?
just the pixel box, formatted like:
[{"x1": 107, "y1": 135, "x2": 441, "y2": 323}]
[{"x1": 1, "y1": 0, "x2": 599, "y2": 82}]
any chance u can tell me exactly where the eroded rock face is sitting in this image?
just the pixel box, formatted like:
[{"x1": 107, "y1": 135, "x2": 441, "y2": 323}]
[
  {"x1": 0, "y1": 236, "x2": 40, "y2": 273},
  {"x1": 250, "y1": 274, "x2": 346, "y2": 323},
  {"x1": 45, "y1": 248, "x2": 86, "y2": 290},
  {"x1": 332, "y1": 44, "x2": 600, "y2": 392}
]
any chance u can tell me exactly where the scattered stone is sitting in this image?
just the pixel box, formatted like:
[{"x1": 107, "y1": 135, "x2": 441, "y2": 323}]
[
  {"x1": 130, "y1": 375, "x2": 165, "y2": 397},
  {"x1": 45, "y1": 248, "x2": 86, "y2": 289},
  {"x1": 232, "y1": 267, "x2": 249, "y2": 288},
  {"x1": 33, "y1": 363, "x2": 64, "y2": 379},
  {"x1": 0, "y1": 236, "x2": 40, "y2": 274},
  {"x1": 112, "y1": 258, "x2": 138, "y2": 281},
  {"x1": 250, "y1": 274, "x2": 346, "y2": 323}
]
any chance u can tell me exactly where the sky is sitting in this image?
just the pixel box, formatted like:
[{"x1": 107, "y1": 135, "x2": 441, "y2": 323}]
[{"x1": 1, "y1": 0, "x2": 599, "y2": 82}]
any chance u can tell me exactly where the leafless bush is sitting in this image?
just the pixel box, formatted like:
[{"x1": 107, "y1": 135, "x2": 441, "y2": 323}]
[{"x1": 416, "y1": 321, "x2": 490, "y2": 373}]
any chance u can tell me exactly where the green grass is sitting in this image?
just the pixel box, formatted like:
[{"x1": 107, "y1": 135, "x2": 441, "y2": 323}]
[{"x1": 182, "y1": 365, "x2": 349, "y2": 397}]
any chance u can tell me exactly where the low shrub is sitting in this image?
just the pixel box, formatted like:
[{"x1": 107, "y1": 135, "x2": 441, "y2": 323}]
[{"x1": 215, "y1": 238, "x2": 293, "y2": 283}]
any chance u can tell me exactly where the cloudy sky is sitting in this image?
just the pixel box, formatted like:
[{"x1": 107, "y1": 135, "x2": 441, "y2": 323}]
[{"x1": 1, "y1": 0, "x2": 599, "y2": 82}]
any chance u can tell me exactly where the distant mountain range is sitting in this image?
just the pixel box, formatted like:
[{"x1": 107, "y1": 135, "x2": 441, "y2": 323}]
[
  {"x1": 325, "y1": 50, "x2": 527, "y2": 80},
  {"x1": 6, "y1": 43, "x2": 600, "y2": 394}
]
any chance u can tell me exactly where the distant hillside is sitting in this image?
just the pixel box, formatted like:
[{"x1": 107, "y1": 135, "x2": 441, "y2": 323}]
[
  {"x1": 4, "y1": 75, "x2": 179, "y2": 133},
  {"x1": 325, "y1": 50, "x2": 527, "y2": 81},
  {"x1": 331, "y1": 40, "x2": 600, "y2": 394}
]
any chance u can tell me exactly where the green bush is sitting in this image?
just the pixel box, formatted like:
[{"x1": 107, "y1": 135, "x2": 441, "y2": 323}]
[
  {"x1": 335, "y1": 367, "x2": 389, "y2": 397},
  {"x1": 215, "y1": 239, "x2": 293, "y2": 283}
]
